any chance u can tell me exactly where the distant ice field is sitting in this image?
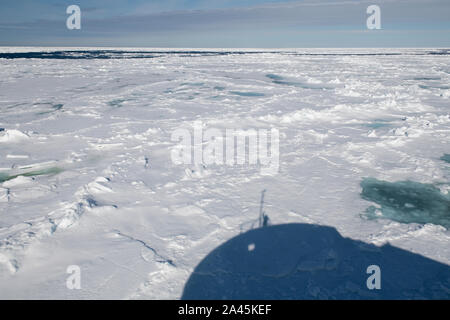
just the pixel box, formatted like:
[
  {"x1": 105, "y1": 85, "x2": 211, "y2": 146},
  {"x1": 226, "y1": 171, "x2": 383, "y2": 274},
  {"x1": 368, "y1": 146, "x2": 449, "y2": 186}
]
[{"x1": 0, "y1": 48, "x2": 449, "y2": 299}]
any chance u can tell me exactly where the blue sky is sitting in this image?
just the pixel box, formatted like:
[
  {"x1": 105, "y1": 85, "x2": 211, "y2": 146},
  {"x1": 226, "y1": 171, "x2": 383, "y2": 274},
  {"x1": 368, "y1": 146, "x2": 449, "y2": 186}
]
[{"x1": 1, "y1": 0, "x2": 449, "y2": 47}]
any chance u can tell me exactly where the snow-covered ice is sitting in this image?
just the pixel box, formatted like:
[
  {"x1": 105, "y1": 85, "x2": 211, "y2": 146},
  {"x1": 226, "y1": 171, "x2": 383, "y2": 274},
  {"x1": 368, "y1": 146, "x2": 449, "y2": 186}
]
[{"x1": 0, "y1": 48, "x2": 449, "y2": 299}]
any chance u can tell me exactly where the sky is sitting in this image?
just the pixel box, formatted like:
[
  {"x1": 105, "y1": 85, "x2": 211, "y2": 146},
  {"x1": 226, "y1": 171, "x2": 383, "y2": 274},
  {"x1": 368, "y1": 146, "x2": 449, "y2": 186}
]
[{"x1": 0, "y1": 0, "x2": 449, "y2": 47}]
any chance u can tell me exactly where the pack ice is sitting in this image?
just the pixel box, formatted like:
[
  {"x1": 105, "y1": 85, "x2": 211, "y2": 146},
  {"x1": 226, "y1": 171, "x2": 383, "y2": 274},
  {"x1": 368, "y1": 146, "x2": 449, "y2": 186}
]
[{"x1": 0, "y1": 48, "x2": 449, "y2": 299}]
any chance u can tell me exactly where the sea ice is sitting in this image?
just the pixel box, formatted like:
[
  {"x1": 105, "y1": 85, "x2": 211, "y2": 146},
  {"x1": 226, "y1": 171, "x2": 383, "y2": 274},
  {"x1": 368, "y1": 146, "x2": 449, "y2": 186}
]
[
  {"x1": 361, "y1": 178, "x2": 450, "y2": 229},
  {"x1": 0, "y1": 47, "x2": 449, "y2": 299}
]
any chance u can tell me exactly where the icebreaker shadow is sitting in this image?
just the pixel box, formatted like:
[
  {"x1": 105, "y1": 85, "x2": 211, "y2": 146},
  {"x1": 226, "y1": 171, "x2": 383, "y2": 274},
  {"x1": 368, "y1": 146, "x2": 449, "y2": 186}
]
[{"x1": 181, "y1": 223, "x2": 450, "y2": 299}]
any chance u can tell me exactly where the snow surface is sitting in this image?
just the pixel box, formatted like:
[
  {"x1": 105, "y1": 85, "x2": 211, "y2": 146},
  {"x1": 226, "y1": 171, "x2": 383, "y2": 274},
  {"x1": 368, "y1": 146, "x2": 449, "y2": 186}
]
[{"x1": 0, "y1": 48, "x2": 449, "y2": 299}]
